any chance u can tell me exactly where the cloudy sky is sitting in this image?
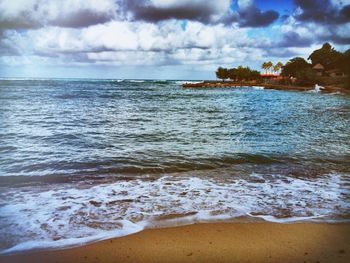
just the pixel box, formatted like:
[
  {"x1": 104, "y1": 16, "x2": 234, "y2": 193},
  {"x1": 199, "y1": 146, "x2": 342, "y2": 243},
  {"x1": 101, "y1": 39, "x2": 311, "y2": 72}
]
[{"x1": 0, "y1": 0, "x2": 349, "y2": 79}]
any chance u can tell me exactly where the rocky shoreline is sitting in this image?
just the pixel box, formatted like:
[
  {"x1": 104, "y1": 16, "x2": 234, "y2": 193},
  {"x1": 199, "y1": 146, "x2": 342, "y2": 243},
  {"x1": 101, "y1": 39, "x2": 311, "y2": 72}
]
[{"x1": 182, "y1": 81, "x2": 350, "y2": 94}]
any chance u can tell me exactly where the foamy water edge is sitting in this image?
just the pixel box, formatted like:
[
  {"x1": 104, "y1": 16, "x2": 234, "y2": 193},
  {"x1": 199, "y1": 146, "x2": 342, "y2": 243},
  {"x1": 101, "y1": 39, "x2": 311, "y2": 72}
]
[{"x1": 1, "y1": 173, "x2": 349, "y2": 254}]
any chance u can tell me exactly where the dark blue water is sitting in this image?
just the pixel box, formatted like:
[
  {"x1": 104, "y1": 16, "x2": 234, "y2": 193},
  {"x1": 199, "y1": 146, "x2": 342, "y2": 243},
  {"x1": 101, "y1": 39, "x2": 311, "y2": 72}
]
[{"x1": 0, "y1": 79, "x2": 349, "y2": 253}]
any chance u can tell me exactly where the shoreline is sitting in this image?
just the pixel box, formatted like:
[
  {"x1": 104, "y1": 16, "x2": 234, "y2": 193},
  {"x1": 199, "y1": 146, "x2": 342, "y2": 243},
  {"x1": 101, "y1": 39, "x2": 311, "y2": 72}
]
[
  {"x1": 1, "y1": 222, "x2": 349, "y2": 263},
  {"x1": 182, "y1": 81, "x2": 350, "y2": 94}
]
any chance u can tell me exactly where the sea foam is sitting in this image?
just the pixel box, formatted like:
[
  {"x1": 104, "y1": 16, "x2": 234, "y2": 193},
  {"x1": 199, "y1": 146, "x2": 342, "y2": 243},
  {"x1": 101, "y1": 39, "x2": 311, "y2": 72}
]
[{"x1": 1, "y1": 172, "x2": 349, "y2": 253}]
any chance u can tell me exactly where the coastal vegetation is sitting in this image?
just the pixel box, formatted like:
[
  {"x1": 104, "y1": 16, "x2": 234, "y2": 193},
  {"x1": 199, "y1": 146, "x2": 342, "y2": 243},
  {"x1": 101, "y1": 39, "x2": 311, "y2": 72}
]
[
  {"x1": 216, "y1": 66, "x2": 261, "y2": 82},
  {"x1": 261, "y1": 61, "x2": 273, "y2": 73},
  {"x1": 281, "y1": 57, "x2": 317, "y2": 86},
  {"x1": 273, "y1": 62, "x2": 283, "y2": 74},
  {"x1": 214, "y1": 42, "x2": 350, "y2": 90},
  {"x1": 281, "y1": 43, "x2": 350, "y2": 88},
  {"x1": 261, "y1": 61, "x2": 283, "y2": 74}
]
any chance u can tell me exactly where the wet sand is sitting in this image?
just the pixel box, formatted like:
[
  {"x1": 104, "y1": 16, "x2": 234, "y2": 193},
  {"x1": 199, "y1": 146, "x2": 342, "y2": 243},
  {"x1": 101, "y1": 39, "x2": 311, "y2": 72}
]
[{"x1": 1, "y1": 222, "x2": 349, "y2": 263}]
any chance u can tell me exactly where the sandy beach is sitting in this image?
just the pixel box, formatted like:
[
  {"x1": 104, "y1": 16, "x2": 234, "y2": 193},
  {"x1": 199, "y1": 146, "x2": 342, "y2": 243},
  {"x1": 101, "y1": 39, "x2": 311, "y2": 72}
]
[{"x1": 1, "y1": 222, "x2": 349, "y2": 263}]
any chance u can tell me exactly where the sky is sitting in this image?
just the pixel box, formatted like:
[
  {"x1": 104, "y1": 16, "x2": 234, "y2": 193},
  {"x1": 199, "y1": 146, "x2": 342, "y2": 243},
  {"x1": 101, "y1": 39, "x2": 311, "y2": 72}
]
[{"x1": 0, "y1": 0, "x2": 349, "y2": 80}]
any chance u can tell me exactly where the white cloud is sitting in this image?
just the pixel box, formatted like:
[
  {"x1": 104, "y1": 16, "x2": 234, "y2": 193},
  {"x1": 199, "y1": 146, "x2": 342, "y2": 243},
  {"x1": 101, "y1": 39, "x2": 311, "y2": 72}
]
[
  {"x1": 1, "y1": 19, "x2": 267, "y2": 68},
  {"x1": 237, "y1": 0, "x2": 254, "y2": 9},
  {"x1": 0, "y1": 0, "x2": 117, "y2": 28},
  {"x1": 29, "y1": 21, "x2": 251, "y2": 57},
  {"x1": 1, "y1": 0, "x2": 349, "y2": 79}
]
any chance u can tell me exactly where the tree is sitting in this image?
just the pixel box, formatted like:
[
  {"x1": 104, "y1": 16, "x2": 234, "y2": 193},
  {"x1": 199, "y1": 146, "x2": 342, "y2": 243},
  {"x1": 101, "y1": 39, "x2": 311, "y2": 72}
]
[
  {"x1": 216, "y1": 67, "x2": 229, "y2": 81},
  {"x1": 308, "y1": 42, "x2": 342, "y2": 70},
  {"x1": 339, "y1": 49, "x2": 350, "y2": 89},
  {"x1": 228, "y1": 68, "x2": 238, "y2": 81},
  {"x1": 266, "y1": 61, "x2": 273, "y2": 73},
  {"x1": 295, "y1": 68, "x2": 317, "y2": 86},
  {"x1": 339, "y1": 49, "x2": 350, "y2": 74},
  {"x1": 228, "y1": 66, "x2": 261, "y2": 82},
  {"x1": 262, "y1": 62, "x2": 273, "y2": 74},
  {"x1": 250, "y1": 70, "x2": 262, "y2": 81},
  {"x1": 282, "y1": 57, "x2": 311, "y2": 78},
  {"x1": 262, "y1": 61, "x2": 274, "y2": 74},
  {"x1": 261, "y1": 62, "x2": 269, "y2": 74},
  {"x1": 273, "y1": 62, "x2": 283, "y2": 74}
]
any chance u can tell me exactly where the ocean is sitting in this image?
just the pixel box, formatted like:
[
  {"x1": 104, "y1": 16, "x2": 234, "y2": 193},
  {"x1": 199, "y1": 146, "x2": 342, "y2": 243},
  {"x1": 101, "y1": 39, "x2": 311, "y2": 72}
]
[{"x1": 0, "y1": 78, "x2": 349, "y2": 253}]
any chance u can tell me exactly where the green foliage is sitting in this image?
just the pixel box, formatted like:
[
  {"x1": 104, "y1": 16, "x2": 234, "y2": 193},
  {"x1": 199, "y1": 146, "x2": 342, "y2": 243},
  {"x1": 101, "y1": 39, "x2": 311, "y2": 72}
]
[
  {"x1": 228, "y1": 66, "x2": 261, "y2": 81},
  {"x1": 266, "y1": 61, "x2": 273, "y2": 70},
  {"x1": 216, "y1": 67, "x2": 229, "y2": 81},
  {"x1": 215, "y1": 66, "x2": 261, "y2": 82},
  {"x1": 339, "y1": 49, "x2": 350, "y2": 74},
  {"x1": 281, "y1": 57, "x2": 311, "y2": 78},
  {"x1": 281, "y1": 44, "x2": 349, "y2": 87},
  {"x1": 295, "y1": 68, "x2": 317, "y2": 86},
  {"x1": 215, "y1": 42, "x2": 349, "y2": 88},
  {"x1": 228, "y1": 68, "x2": 238, "y2": 80},
  {"x1": 250, "y1": 70, "x2": 262, "y2": 81},
  {"x1": 308, "y1": 42, "x2": 343, "y2": 70},
  {"x1": 273, "y1": 62, "x2": 283, "y2": 73},
  {"x1": 341, "y1": 49, "x2": 350, "y2": 89},
  {"x1": 261, "y1": 61, "x2": 273, "y2": 73}
]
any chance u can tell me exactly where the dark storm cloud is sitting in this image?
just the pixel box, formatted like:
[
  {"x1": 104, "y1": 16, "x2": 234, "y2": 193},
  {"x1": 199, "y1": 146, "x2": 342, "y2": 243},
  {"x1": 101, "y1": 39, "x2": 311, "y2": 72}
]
[
  {"x1": 282, "y1": 1, "x2": 350, "y2": 46},
  {"x1": 269, "y1": 28, "x2": 350, "y2": 49},
  {"x1": 319, "y1": 32, "x2": 350, "y2": 45},
  {"x1": 264, "y1": 48, "x2": 299, "y2": 58},
  {"x1": 0, "y1": 10, "x2": 114, "y2": 29},
  {"x1": 121, "y1": 0, "x2": 279, "y2": 27},
  {"x1": 0, "y1": 0, "x2": 281, "y2": 30},
  {"x1": 0, "y1": 10, "x2": 112, "y2": 29},
  {"x1": 132, "y1": 6, "x2": 213, "y2": 23},
  {"x1": 0, "y1": 1, "x2": 115, "y2": 30},
  {"x1": 238, "y1": 31, "x2": 313, "y2": 52},
  {"x1": 294, "y1": 0, "x2": 350, "y2": 24},
  {"x1": 0, "y1": 31, "x2": 20, "y2": 55},
  {"x1": 120, "y1": 0, "x2": 223, "y2": 24},
  {"x1": 238, "y1": 6, "x2": 279, "y2": 27},
  {"x1": 0, "y1": 15, "x2": 40, "y2": 29},
  {"x1": 50, "y1": 9, "x2": 115, "y2": 28},
  {"x1": 277, "y1": 31, "x2": 314, "y2": 47}
]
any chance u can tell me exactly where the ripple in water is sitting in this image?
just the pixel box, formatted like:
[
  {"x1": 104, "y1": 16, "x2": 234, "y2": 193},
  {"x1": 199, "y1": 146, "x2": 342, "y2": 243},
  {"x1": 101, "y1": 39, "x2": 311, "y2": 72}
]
[{"x1": 0, "y1": 79, "x2": 349, "y2": 253}]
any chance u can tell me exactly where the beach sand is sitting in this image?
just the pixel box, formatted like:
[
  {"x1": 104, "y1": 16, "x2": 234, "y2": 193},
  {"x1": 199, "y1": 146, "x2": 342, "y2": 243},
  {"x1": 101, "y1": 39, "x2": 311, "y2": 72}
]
[{"x1": 1, "y1": 222, "x2": 349, "y2": 263}]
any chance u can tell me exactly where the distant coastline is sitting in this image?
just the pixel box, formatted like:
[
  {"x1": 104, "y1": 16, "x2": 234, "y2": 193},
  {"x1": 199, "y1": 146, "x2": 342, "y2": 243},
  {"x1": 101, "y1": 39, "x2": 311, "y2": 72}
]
[
  {"x1": 185, "y1": 43, "x2": 350, "y2": 94},
  {"x1": 182, "y1": 80, "x2": 350, "y2": 94}
]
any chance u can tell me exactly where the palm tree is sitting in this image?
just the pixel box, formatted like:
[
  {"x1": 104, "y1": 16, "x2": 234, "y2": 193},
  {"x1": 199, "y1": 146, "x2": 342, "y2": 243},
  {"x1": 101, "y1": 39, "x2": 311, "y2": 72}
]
[
  {"x1": 266, "y1": 61, "x2": 273, "y2": 74},
  {"x1": 261, "y1": 62, "x2": 269, "y2": 74},
  {"x1": 273, "y1": 62, "x2": 283, "y2": 74}
]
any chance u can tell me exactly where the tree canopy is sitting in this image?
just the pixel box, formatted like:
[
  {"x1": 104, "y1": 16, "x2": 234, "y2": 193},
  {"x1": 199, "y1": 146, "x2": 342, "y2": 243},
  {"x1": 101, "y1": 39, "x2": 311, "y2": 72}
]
[
  {"x1": 281, "y1": 57, "x2": 311, "y2": 78},
  {"x1": 215, "y1": 42, "x2": 349, "y2": 89},
  {"x1": 261, "y1": 61, "x2": 273, "y2": 73},
  {"x1": 339, "y1": 48, "x2": 350, "y2": 75},
  {"x1": 216, "y1": 66, "x2": 261, "y2": 82},
  {"x1": 308, "y1": 42, "x2": 343, "y2": 70},
  {"x1": 216, "y1": 67, "x2": 229, "y2": 81},
  {"x1": 229, "y1": 66, "x2": 261, "y2": 81},
  {"x1": 273, "y1": 62, "x2": 283, "y2": 73},
  {"x1": 281, "y1": 57, "x2": 317, "y2": 86}
]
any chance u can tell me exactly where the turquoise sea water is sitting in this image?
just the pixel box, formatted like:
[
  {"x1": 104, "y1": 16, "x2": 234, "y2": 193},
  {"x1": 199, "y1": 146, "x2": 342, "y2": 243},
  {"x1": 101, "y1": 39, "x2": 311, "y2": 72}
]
[{"x1": 0, "y1": 79, "x2": 349, "y2": 253}]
